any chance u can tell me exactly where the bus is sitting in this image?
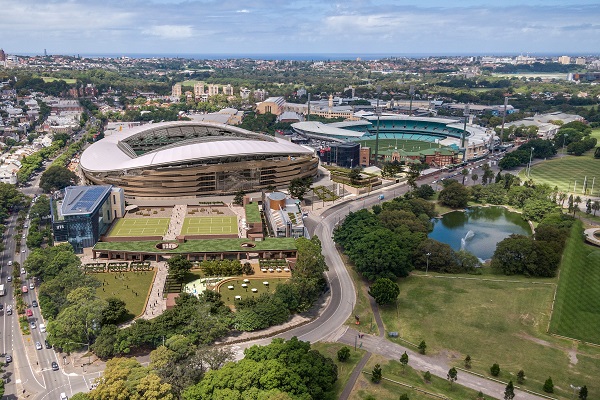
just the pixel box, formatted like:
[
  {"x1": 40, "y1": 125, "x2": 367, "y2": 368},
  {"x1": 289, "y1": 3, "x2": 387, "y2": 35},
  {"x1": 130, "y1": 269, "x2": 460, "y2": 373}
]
[{"x1": 0, "y1": 284, "x2": 4, "y2": 296}]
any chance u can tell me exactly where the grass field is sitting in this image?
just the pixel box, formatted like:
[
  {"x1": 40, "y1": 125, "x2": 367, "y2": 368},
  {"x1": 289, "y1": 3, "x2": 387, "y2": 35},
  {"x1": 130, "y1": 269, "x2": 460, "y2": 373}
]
[
  {"x1": 181, "y1": 216, "x2": 238, "y2": 235},
  {"x1": 357, "y1": 139, "x2": 440, "y2": 153},
  {"x1": 525, "y1": 129, "x2": 600, "y2": 194},
  {"x1": 351, "y1": 355, "x2": 485, "y2": 400},
  {"x1": 108, "y1": 218, "x2": 170, "y2": 237},
  {"x1": 310, "y1": 343, "x2": 367, "y2": 399},
  {"x1": 41, "y1": 77, "x2": 77, "y2": 84},
  {"x1": 377, "y1": 274, "x2": 600, "y2": 399},
  {"x1": 550, "y1": 221, "x2": 600, "y2": 343},
  {"x1": 218, "y1": 277, "x2": 287, "y2": 306},
  {"x1": 94, "y1": 271, "x2": 155, "y2": 319}
]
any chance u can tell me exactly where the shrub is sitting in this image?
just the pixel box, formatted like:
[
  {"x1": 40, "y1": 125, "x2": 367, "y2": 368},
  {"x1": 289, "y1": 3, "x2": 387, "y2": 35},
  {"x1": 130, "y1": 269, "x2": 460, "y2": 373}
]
[{"x1": 490, "y1": 363, "x2": 500, "y2": 377}]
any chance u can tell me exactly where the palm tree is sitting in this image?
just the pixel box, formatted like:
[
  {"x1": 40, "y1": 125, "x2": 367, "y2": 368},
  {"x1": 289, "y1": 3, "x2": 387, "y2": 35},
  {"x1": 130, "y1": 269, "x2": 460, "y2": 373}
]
[
  {"x1": 461, "y1": 168, "x2": 469, "y2": 185},
  {"x1": 558, "y1": 192, "x2": 568, "y2": 207},
  {"x1": 472, "y1": 174, "x2": 479, "y2": 184},
  {"x1": 592, "y1": 201, "x2": 600, "y2": 216}
]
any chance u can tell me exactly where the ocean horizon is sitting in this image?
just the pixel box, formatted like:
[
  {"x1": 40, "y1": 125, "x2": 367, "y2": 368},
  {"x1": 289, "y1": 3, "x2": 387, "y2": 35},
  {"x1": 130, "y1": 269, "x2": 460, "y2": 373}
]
[{"x1": 14, "y1": 52, "x2": 596, "y2": 61}]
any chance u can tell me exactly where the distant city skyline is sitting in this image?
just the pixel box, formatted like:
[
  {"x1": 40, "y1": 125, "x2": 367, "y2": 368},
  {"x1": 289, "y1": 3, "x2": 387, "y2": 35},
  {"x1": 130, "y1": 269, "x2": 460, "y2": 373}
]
[{"x1": 1, "y1": 0, "x2": 599, "y2": 56}]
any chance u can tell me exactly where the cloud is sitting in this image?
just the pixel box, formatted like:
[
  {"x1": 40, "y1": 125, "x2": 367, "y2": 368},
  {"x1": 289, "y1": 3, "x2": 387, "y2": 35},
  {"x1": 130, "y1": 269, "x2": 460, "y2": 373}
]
[
  {"x1": 142, "y1": 25, "x2": 195, "y2": 39},
  {"x1": 236, "y1": 9, "x2": 250, "y2": 13}
]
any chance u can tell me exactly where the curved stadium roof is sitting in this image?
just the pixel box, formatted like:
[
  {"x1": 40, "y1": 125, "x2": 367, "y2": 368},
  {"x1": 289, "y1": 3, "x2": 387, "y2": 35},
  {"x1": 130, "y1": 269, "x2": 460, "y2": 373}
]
[{"x1": 80, "y1": 121, "x2": 314, "y2": 173}]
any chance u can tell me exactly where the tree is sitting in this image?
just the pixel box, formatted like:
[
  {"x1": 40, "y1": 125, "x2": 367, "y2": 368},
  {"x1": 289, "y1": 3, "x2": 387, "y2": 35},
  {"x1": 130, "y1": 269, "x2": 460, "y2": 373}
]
[
  {"x1": 504, "y1": 380, "x2": 515, "y2": 400},
  {"x1": 418, "y1": 340, "x2": 427, "y2": 355},
  {"x1": 288, "y1": 177, "x2": 312, "y2": 201},
  {"x1": 39, "y1": 165, "x2": 78, "y2": 192},
  {"x1": 101, "y1": 297, "x2": 129, "y2": 325},
  {"x1": 423, "y1": 371, "x2": 431, "y2": 382},
  {"x1": 461, "y1": 168, "x2": 469, "y2": 184},
  {"x1": 371, "y1": 363, "x2": 382, "y2": 383},
  {"x1": 579, "y1": 385, "x2": 588, "y2": 400},
  {"x1": 543, "y1": 377, "x2": 554, "y2": 393},
  {"x1": 447, "y1": 367, "x2": 457, "y2": 387},
  {"x1": 369, "y1": 278, "x2": 400, "y2": 305},
  {"x1": 348, "y1": 168, "x2": 361, "y2": 185},
  {"x1": 399, "y1": 394, "x2": 410, "y2": 400},
  {"x1": 337, "y1": 346, "x2": 350, "y2": 362},
  {"x1": 517, "y1": 369, "x2": 525, "y2": 384},
  {"x1": 232, "y1": 190, "x2": 245, "y2": 206},
  {"x1": 439, "y1": 181, "x2": 470, "y2": 208},
  {"x1": 167, "y1": 255, "x2": 192, "y2": 282},
  {"x1": 471, "y1": 173, "x2": 479, "y2": 184},
  {"x1": 464, "y1": 355, "x2": 472, "y2": 369},
  {"x1": 490, "y1": 363, "x2": 500, "y2": 377},
  {"x1": 400, "y1": 351, "x2": 409, "y2": 371},
  {"x1": 414, "y1": 184, "x2": 435, "y2": 200}
]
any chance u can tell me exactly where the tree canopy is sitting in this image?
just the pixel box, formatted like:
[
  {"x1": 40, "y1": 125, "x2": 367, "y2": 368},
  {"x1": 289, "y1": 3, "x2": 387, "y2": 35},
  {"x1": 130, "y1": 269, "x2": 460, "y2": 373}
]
[{"x1": 39, "y1": 165, "x2": 78, "y2": 192}]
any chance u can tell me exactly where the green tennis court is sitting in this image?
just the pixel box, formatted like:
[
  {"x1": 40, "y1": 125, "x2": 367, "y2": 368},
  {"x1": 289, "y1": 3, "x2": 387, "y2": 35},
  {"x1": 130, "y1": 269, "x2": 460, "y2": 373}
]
[
  {"x1": 182, "y1": 216, "x2": 238, "y2": 235},
  {"x1": 359, "y1": 138, "x2": 440, "y2": 153},
  {"x1": 109, "y1": 218, "x2": 170, "y2": 237}
]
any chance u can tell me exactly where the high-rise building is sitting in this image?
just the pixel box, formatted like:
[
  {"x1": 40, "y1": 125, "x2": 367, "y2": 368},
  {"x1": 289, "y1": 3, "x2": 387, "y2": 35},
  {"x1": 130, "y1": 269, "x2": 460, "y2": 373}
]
[
  {"x1": 207, "y1": 84, "x2": 220, "y2": 97},
  {"x1": 193, "y1": 82, "x2": 205, "y2": 99},
  {"x1": 0, "y1": 49, "x2": 5, "y2": 62},
  {"x1": 254, "y1": 89, "x2": 268, "y2": 102},
  {"x1": 576, "y1": 57, "x2": 586, "y2": 65},
  {"x1": 172, "y1": 83, "x2": 182, "y2": 97},
  {"x1": 223, "y1": 84, "x2": 234, "y2": 96},
  {"x1": 240, "y1": 87, "x2": 251, "y2": 99},
  {"x1": 558, "y1": 55, "x2": 571, "y2": 65}
]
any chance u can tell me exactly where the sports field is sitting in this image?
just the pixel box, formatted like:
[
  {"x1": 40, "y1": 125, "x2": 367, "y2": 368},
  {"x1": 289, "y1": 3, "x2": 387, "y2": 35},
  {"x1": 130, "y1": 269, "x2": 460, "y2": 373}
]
[
  {"x1": 526, "y1": 129, "x2": 600, "y2": 194},
  {"x1": 181, "y1": 216, "x2": 238, "y2": 235},
  {"x1": 108, "y1": 218, "x2": 170, "y2": 237},
  {"x1": 358, "y1": 139, "x2": 441, "y2": 153}
]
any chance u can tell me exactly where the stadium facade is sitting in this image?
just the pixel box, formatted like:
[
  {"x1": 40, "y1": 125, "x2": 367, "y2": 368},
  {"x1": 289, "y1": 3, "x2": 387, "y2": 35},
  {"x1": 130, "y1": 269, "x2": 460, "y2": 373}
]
[{"x1": 80, "y1": 121, "x2": 318, "y2": 201}]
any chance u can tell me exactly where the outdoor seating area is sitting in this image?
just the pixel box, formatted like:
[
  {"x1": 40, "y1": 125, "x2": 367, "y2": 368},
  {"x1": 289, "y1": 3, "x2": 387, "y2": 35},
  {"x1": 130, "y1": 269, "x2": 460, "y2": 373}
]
[
  {"x1": 259, "y1": 259, "x2": 289, "y2": 273},
  {"x1": 84, "y1": 261, "x2": 153, "y2": 273}
]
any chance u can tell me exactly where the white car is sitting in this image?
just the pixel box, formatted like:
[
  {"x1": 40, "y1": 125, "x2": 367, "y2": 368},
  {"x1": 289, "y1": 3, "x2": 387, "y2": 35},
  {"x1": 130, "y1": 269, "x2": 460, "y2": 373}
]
[
  {"x1": 35, "y1": 341, "x2": 42, "y2": 350},
  {"x1": 60, "y1": 393, "x2": 68, "y2": 400},
  {"x1": 29, "y1": 283, "x2": 35, "y2": 290},
  {"x1": 39, "y1": 323, "x2": 46, "y2": 333},
  {"x1": 21, "y1": 268, "x2": 26, "y2": 275}
]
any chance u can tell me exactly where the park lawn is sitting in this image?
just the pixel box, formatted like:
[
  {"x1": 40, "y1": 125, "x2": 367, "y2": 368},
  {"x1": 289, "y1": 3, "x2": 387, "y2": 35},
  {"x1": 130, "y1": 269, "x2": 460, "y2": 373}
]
[
  {"x1": 41, "y1": 77, "x2": 77, "y2": 84},
  {"x1": 550, "y1": 221, "x2": 600, "y2": 344},
  {"x1": 310, "y1": 342, "x2": 367, "y2": 399},
  {"x1": 94, "y1": 271, "x2": 155, "y2": 319},
  {"x1": 379, "y1": 274, "x2": 600, "y2": 399},
  {"x1": 525, "y1": 128, "x2": 600, "y2": 194},
  {"x1": 218, "y1": 277, "x2": 287, "y2": 306},
  {"x1": 350, "y1": 355, "x2": 485, "y2": 400}
]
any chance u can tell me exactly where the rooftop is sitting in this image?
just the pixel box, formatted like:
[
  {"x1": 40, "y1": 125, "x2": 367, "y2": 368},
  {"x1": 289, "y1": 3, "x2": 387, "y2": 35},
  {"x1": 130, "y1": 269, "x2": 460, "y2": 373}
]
[
  {"x1": 61, "y1": 185, "x2": 112, "y2": 215},
  {"x1": 93, "y1": 237, "x2": 297, "y2": 253}
]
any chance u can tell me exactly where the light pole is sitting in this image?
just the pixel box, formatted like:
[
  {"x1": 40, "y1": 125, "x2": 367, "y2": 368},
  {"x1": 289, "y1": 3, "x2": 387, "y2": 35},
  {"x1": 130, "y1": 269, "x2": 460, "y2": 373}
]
[
  {"x1": 425, "y1": 252, "x2": 431, "y2": 275},
  {"x1": 528, "y1": 147, "x2": 535, "y2": 177},
  {"x1": 570, "y1": 384, "x2": 581, "y2": 399}
]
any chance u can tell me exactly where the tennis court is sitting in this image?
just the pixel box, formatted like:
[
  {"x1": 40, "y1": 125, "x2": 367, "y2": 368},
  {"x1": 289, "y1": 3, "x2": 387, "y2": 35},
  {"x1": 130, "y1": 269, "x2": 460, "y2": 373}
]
[
  {"x1": 182, "y1": 216, "x2": 238, "y2": 235},
  {"x1": 109, "y1": 218, "x2": 170, "y2": 237}
]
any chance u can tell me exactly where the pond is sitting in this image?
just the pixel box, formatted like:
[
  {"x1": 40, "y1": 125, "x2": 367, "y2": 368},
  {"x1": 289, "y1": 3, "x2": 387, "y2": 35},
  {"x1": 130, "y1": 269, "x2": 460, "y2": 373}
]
[{"x1": 429, "y1": 206, "x2": 532, "y2": 261}]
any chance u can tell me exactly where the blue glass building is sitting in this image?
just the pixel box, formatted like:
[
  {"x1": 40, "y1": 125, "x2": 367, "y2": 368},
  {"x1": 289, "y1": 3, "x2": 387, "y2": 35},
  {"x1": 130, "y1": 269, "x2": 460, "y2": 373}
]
[{"x1": 51, "y1": 185, "x2": 124, "y2": 253}]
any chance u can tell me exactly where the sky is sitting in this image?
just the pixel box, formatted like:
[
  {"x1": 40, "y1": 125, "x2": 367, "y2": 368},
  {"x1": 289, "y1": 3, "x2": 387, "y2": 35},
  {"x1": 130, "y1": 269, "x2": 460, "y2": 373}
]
[{"x1": 1, "y1": 0, "x2": 600, "y2": 56}]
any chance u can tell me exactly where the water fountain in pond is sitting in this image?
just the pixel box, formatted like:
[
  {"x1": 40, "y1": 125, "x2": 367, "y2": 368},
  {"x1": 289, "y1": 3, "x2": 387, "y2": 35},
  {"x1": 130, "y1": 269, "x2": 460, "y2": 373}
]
[{"x1": 460, "y1": 230, "x2": 475, "y2": 251}]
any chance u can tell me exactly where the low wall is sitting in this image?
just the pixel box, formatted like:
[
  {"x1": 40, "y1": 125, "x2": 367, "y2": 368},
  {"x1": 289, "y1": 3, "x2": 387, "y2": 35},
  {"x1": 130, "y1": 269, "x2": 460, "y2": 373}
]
[
  {"x1": 183, "y1": 234, "x2": 239, "y2": 240},
  {"x1": 100, "y1": 235, "x2": 163, "y2": 242}
]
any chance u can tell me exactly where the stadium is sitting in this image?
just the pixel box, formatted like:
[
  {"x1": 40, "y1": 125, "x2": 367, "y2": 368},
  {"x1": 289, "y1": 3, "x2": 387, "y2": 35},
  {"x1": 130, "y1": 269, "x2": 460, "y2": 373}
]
[
  {"x1": 292, "y1": 113, "x2": 494, "y2": 166},
  {"x1": 80, "y1": 121, "x2": 319, "y2": 201}
]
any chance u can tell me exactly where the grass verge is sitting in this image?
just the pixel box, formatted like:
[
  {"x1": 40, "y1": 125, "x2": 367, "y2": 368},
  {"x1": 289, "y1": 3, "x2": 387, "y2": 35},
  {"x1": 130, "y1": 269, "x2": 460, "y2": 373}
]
[{"x1": 311, "y1": 342, "x2": 367, "y2": 399}]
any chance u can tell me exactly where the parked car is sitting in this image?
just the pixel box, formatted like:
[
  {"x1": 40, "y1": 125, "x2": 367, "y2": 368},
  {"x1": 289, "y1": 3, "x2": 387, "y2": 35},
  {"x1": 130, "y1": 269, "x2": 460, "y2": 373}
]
[
  {"x1": 7, "y1": 276, "x2": 12, "y2": 282},
  {"x1": 5, "y1": 355, "x2": 12, "y2": 363},
  {"x1": 30, "y1": 321, "x2": 36, "y2": 329},
  {"x1": 35, "y1": 341, "x2": 42, "y2": 350},
  {"x1": 32, "y1": 300, "x2": 38, "y2": 307},
  {"x1": 22, "y1": 285, "x2": 28, "y2": 294},
  {"x1": 60, "y1": 393, "x2": 68, "y2": 400},
  {"x1": 45, "y1": 339, "x2": 51, "y2": 348},
  {"x1": 29, "y1": 283, "x2": 35, "y2": 290},
  {"x1": 26, "y1": 308, "x2": 33, "y2": 317},
  {"x1": 40, "y1": 323, "x2": 46, "y2": 333},
  {"x1": 20, "y1": 268, "x2": 26, "y2": 275},
  {"x1": 51, "y1": 361, "x2": 59, "y2": 371}
]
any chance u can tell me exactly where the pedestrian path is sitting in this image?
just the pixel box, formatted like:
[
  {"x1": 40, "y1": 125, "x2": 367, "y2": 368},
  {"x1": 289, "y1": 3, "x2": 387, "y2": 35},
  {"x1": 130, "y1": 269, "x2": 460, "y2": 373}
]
[
  {"x1": 163, "y1": 205, "x2": 187, "y2": 240},
  {"x1": 139, "y1": 261, "x2": 168, "y2": 320}
]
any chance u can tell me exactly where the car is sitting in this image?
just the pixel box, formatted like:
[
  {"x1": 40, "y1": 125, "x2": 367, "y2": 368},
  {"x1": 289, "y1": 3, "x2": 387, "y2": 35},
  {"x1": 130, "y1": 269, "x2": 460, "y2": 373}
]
[
  {"x1": 60, "y1": 393, "x2": 68, "y2": 400},
  {"x1": 23, "y1": 224, "x2": 28, "y2": 228},
  {"x1": 22, "y1": 285, "x2": 29, "y2": 293},
  {"x1": 35, "y1": 341, "x2": 42, "y2": 350},
  {"x1": 26, "y1": 308, "x2": 33, "y2": 317},
  {"x1": 7, "y1": 276, "x2": 12, "y2": 282},
  {"x1": 5, "y1": 354, "x2": 12, "y2": 363},
  {"x1": 21, "y1": 268, "x2": 26, "y2": 275},
  {"x1": 6, "y1": 306, "x2": 12, "y2": 316},
  {"x1": 51, "y1": 361, "x2": 59, "y2": 371},
  {"x1": 29, "y1": 283, "x2": 35, "y2": 290},
  {"x1": 32, "y1": 300, "x2": 38, "y2": 307},
  {"x1": 7, "y1": 261, "x2": 12, "y2": 266},
  {"x1": 45, "y1": 339, "x2": 51, "y2": 348},
  {"x1": 22, "y1": 235, "x2": 26, "y2": 239},
  {"x1": 30, "y1": 321, "x2": 36, "y2": 329},
  {"x1": 0, "y1": 304, "x2": 3, "y2": 311},
  {"x1": 21, "y1": 249, "x2": 26, "y2": 253},
  {"x1": 40, "y1": 323, "x2": 46, "y2": 333}
]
